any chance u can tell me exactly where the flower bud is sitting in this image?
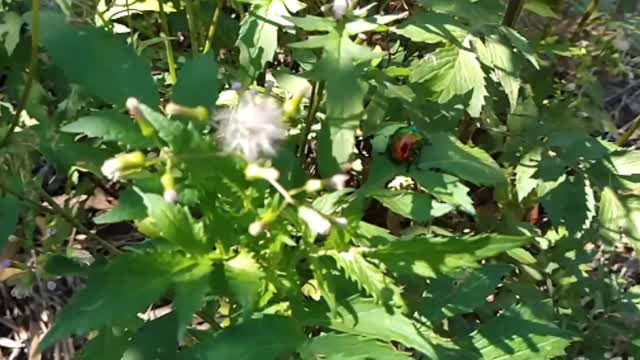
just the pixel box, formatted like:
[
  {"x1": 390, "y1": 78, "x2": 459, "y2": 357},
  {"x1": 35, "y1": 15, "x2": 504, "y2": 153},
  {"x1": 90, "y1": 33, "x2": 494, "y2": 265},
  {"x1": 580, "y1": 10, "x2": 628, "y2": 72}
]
[
  {"x1": 127, "y1": 97, "x2": 155, "y2": 137},
  {"x1": 136, "y1": 217, "x2": 161, "y2": 238},
  {"x1": 283, "y1": 95, "x2": 303, "y2": 121},
  {"x1": 245, "y1": 164, "x2": 280, "y2": 182},
  {"x1": 332, "y1": 0, "x2": 353, "y2": 19},
  {"x1": 298, "y1": 206, "x2": 331, "y2": 235},
  {"x1": 248, "y1": 221, "x2": 266, "y2": 236},
  {"x1": 326, "y1": 173, "x2": 349, "y2": 190},
  {"x1": 304, "y1": 179, "x2": 324, "y2": 193},
  {"x1": 101, "y1": 151, "x2": 147, "y2": 180},
  {"x1": 165, "y1": 102, "x2": 210, "y2": 123},
  {"x1": 163, "y1": 189, "x2": 179, "y2": 203}
]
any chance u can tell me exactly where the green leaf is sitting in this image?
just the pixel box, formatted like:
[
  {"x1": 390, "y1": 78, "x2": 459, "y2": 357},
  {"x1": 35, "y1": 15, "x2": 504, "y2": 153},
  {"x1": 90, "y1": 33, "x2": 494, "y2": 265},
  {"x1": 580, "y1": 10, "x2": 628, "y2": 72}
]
[
  {"x1": 40, "y1": 252, "x2": 210, "y2": 351},
  {"x1": 418, "y1": 0, "x2": 503, "y2": 26},
  {"x1": 137, "y1": 103, "x2": 191, "y2": 151},
  {"x1": 523, "y1": 0, "x2": 561, "y2": 19},
  {"x1": 371, "y1": 190, "x2": 453, "y2": 222},
  {"x1": 410, "y1": 39, "x2": 487, "y2": 117},
  {"x1": 75, "y1": 327, "x2": 131, "y2": 360},
  {"x1": 94, "y1": 187, "x2": 147, "y2": 224},
  {"x1": 61, "y1": 110, "x2": 154, "y2": 148},
  {"x1": 44, "y1": 255, "x2": 88, "y2": 277},
  {"x1": 410, "y1": 169, "x2": 475, "y2": 215},
  {"x1": 370, "y1": 233, "x2": 532, "y2": 278},
  {"x1": 464, "y1": 303, "x2": 576, "y2": 360},
  {"x1": 421, "y1": 264, "x2": 513, "y2": 324},
  {"x1": 174, "y1": 262, "x2": 211, "y2": 337},
  {"x1": 0, "y1": 192, "x2": 23, "y2": 251},
  {"x1": 122, "y1": 314, "x2": 178, "y2": 360},
  {"x1": 390, "y1": 12, "x2": 466, "y2": 44},
  {"x1": 326, "y1": 298, "x2": 458, "y2": 358},
  {"x1": 610, "y1": 150, "x2": 640, "y2": 176},
  {"x1": 236, "y1": 0, "x2": 304, "y2": 83},
  {"x1": 0, "y1": 12, "x2": 23, "y2": 55},
  {"x1": 484, "y1": 34, "x2": 522, "y2": 112},
  {"x1": 141, "y1": 193, "x2": 209, "y2": 254},
  {"x1": 419, "y1": 133, "x2": 507, "y2": 187},
  {"x1": 541, "y1": 175, "x2": 595, "y2": 233},
  {"x1": 299, "y1": 333, "x2": 412, "y2": 360},
  {"x1": 172, "y1": 54, "x2": 220, "y2": 108},
  {"x1": 323, "y1": 248, "x2": 406, "y2": 310},
  {"x1": 38, "y1": 11, "x2": 159, "y2": 107},
  {"x1": 180, "y1": 316, "x2": 304, "y2": 360},
  {"x1": 224, "y1": 250, "x2": 264, "y2": 315},
  {"x1": 515, "y1": 147, "x2": 542, "y2": 202},
  {"x1": 598, "y1": 187, "x2": 640, "y2": 246}
]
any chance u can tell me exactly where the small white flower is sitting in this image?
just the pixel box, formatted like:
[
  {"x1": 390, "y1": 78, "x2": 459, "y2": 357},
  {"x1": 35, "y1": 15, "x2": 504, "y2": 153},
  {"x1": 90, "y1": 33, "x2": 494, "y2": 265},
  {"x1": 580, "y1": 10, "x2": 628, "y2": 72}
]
[
  {"x1": 101, "y1": 158, "x2": 121, "y2": 180},
  {"x1": 298, "y1": 206, "x2": 332, "y2": 235},
  {"x1": 332, "y1": 0, "x2": 352, "y2": 19},
  {"x1": 328, "y1": 174, "x2": 349, "y2": 190},
  {"x1": 215, "y1": 91, "x2": 287, "y2": 162},
  {"x1": 245, "y1": 164, "x2": 280, "y2": 182},
  {"x1": 248, "y1": 221, "x2": 266, "y2": 236},
  {"x1": 163, "y1": 189, "x2": 179, "y2": 203}
]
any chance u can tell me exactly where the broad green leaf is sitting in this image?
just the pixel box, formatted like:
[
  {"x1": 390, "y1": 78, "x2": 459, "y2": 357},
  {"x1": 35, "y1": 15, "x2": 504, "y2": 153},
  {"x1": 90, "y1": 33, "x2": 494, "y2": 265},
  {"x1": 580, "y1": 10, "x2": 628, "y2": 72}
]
[
  {"x1": 141, "y1": 193, "x2": 209, "y2": 254},
  {"x1": 38, "y1": 134, "x2": 113, "y2": 174},
  {"x1": 137, "y1": 103, "x2": 195, "y2": 152},
  {"x1": 484, "y1": 34, "x2": 522, "y2": 112},
  {"x1": 410, "y1": 169, "x2": 475, "y2": 215},
  {"x1": 419, "y1": 133, "x2": 507, "y2": 187},
  {"x1": 172, "y1": 54, "x2": 220, "y2": 108},
  {"x1": 610, "y1": 150, "x2": 640, "y2": 176},
  {"x1": 418, "y1": 0, "x2": 503, "y2": 26},
  {"x1": 0, "y1": 192, "x2": 23, "y2": 251},
  {"x1": 371, "y1": 190, "x2": 453, "y2": 222},
  {"x1": 40, "y1": 252, "x2": 210, "y2": 350},
  {"x1": 323, "y1": 248, "x2": 406, "y2": 310},
  {"x1": 370, "y1": 233, "x2": 531, "y2": 278},
  {"x1": 410, "y1": 37, "x2": 487, "y2": 117},
  {"x1": 598, "y1": 187, "x2": 640, "y2": 246},
  {"x1": 75, "y1": 327, "x2": 131, "y2": 360},
  {"x1": 464, "y1": 303, "x2": 576, "y2": 360},
  {"x1": 0, "y1": 12, "x2": 23, "y2": 55},
  {"x1": 94, "y1": 187, "x2": 147, "y2": 224},
  {"x1": 236, "y1": 0, "x2": 304, "y2": 83},
  {"x1": 38, "y1": 11, "x2": 159, "y2": 107},
  {"x1": 390, "y1": 12, "x2": 466, "y2": 44},
  {"x1": 421, "y1": 264, "x2": 513, "y2": 323},
  {"x1": 61, "y1": 110, "x2": 154, "y2": 148},
  {"x1": 515, "y1": 147, "x2": 543, "y2": 202},
  {"x1": 44, "y1": 255, "x2": 88, "y2": 277},
  {"x1": 541, "y1": 175, "x2": 595, "y2": 234},
  {"x1": 326, "y1": 298, "x2": 459, "y2": 358},
  {"x1": 299, "y1": 333, "x2": 412, "y2": 360},
  {"x1": 524, "y1": 0, "x2": 560, "y2": 19},
  {"x1": 174, "y1": 262, "x2": 211, "y2": 337},
  {"x1": 180, "y1": 316, "x2": 304, "y2": 360},
  {"x1": 122, "y1": 314, "x2": 178, "y2": 360},
  {"x1": 224, "y1": 250, "x2": 264, "y2": 315}
]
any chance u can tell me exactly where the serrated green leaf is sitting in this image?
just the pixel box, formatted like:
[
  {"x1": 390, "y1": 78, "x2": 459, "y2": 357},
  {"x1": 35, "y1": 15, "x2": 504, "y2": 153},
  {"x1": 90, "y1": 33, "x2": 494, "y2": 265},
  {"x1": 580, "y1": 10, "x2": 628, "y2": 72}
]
[
  {"x1": 172, "y1": 54, "x2": 220, "y2": 108},
  {"x1": 0, "y1": 192, "x2": 23, "y2": 251},
  {"x1": 236, "y1": 0, "x2": 304, "y2": 83},
  {"x1": 61, "y1": 110, "x2": 154, "y2": 148},
  {"x1": 418, "y1": 0, "x2": 503, "y2": 26},
  {"x1": 180, "y1": 316, "x2": 304, "y2": 360},
  {"x1": 370, "y1": 233, "x2": 531, "y2": 278},
  {"x1": 515, "y1": 147, "x2": 542, "y2": 202},
  {"x1": 38, "y1": 11, "x2": 159, "y2": 107},
  {"x1": 419, "y1": 133, "x2": 507, "y2": 187},
  {"x1": 484, "y1": 34, "x2": 522, "y2": 112},
  {"x1": 122, "y1": 314, "x2": 178, "y2": 360},
  {"x1": 324, "y1": 248, "x2": 406, "y2": 310},
  {"x1": 0, "y1": 12, "x2": 23, "y2": 55},
  {"x1": 40, "y1": 252, "x2": 210, "y2": 351},
  {"x1": 75, "y1": 327, "x2": 131, "y2": 360},
  {"x1": 94, "y1": 187, "x2": 147, "y2": 224},
  {"x1": 141, "y1": 193, "x2": 209, "y2": 254},
  {"x1": 410, "y1": 169, "x2": 475, "y2": 215},
  {"x1": 598, "y1": 187, "x2": 640, "y2": 246},
  {"x1": 610, "y1": 150, "x2": 640, "y2": 176},
  {"x1": 410, "y1": 38, "x2": 487, "y2": 117},
  {"x1": 371, "y1": 190, "x2": 452, "y2": 222},
  {"x1": 464, "y1": 303, "x2": 576, "y2": 360},
  {"x1": 421, "y1": 264, "x2": 513, "y2": 324},
  {"x1": 390, "y1": 12, "x2": 466, "y2": 44},
  {"x1": 174, "y1": 262, "x2": 211, "y2": 337},
  {"x1": 541, "y1": 175, "x2": 595, "y2": 234},
  {"x1": 299, "y1": 333, "x2": 412, "y2": 360},
  {"x1": 224, "y1": 250, "x2": 264, "y2": 315}
]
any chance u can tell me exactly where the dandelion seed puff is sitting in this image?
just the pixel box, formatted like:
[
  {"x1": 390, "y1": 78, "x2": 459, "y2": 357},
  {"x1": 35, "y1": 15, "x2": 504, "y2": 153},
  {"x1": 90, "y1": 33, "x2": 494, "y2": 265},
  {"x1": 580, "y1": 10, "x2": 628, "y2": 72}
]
[{"x1": 215, "y1": 91, "x2": 287, "y2": 162}]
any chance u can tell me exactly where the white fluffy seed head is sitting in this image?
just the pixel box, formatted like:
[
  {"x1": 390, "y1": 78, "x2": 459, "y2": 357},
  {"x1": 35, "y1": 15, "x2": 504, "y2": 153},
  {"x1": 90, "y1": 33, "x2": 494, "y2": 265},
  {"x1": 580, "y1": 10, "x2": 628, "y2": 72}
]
[
  {"x1": 298, "y1": 206, "x2": 332, "y2": 235},
  {"x1": 215, "y1": 91, "x2": 286, "y2": 162}
]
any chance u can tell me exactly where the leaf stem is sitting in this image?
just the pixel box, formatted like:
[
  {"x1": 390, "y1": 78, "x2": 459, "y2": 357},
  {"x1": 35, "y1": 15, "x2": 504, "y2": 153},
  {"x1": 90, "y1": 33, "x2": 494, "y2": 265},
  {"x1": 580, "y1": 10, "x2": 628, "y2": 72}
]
[
  {"x1": 502, "y1": 0, "x2": 526, "y2": 28},
  {"x1": 298, "y1": 81, "x2": 324, "y2": 159},
  {"x1": 571, "y1": 0, "x2": 600, "y2": 41},
  {"x1": 203, "y1": 0, "x2": 224, "y2": 54},
  {"x1": 617, "y1": 114, "x2": 640, "y2": 146},
  {"x1": 0, "y1": 0, "x2": 40, "y2": 148},
  {"x1": 184, "y1": 0, "x2": 200, "y2": 53},
  {"x1": 158, "y1": 0, "x2": 178, "y2": 83}
]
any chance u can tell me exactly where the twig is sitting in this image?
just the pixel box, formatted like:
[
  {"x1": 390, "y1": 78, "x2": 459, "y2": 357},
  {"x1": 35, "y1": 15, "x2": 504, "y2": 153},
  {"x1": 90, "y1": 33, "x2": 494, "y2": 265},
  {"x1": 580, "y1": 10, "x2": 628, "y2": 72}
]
[
  {"x1": 158, "y1": 0, "x2": 178, "y2": 84},
  {"x1": 617, "y1": 113, "x2": 640, "y2": 146},
  {"x1": 502, "y1": 0, "x2": 526, "y2": 28},
  {"x1": 0, "y1": 0, "x2": 40, "y2": 148},
  {"x1": 203, "y1": 0, "x2": 224, "y2": 54}
]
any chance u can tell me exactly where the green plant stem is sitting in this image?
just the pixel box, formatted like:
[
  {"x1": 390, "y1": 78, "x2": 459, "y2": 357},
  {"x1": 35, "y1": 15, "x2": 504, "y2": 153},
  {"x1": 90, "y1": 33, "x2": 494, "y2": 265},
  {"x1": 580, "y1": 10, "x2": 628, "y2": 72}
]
[
  {"x1": 184, "y1": 0, "x2": 200, "y2": 53},
  {"x1": 203, "y1": 0, "x2": 224, "y2": 54},
  {"x1": 571, "y1": 0, "x2": 600, "y2": 41},
  {"x1": 158, "y1": 0, "x2": 178, "y2": 84},
  {"x1": 125, "y1": 0, "x2": 134, "y2": 44},
  {"x1": 298, "y1": 81, "x2": 324, "y2": 159},
  {"x1": 502, "y1": 0, "x2": 526, "y2": 27},
  {"x1": 0, "y1": 0, "x2": 40, "y2": 148},
  {"x1": 617, "y1": 114, "x2": 640, "y2": 146}
]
